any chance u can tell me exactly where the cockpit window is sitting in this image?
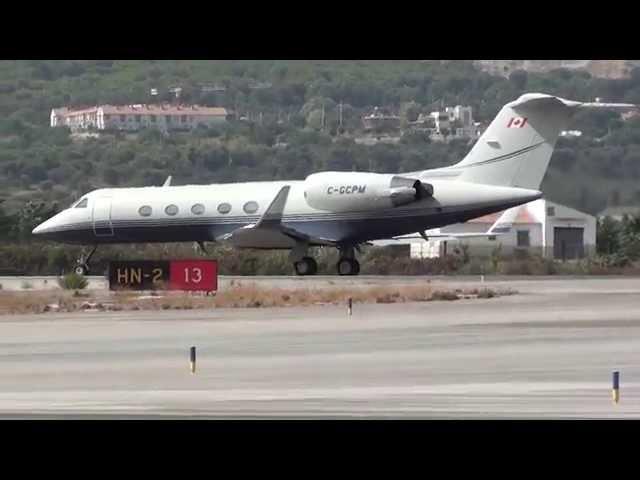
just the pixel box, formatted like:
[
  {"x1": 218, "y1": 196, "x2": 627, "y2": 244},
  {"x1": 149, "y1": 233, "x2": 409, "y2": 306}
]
[{"x1": 74, "y1": 198, "x2": 88, "y2": 208}]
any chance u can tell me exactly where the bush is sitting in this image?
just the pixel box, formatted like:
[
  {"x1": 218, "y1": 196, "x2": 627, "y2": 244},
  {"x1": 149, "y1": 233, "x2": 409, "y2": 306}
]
[
  {"x1": 477, "y1": 288, "x2": 495, "y2": 299},
  {"x1": 57, "y1": 273, "x2": 88, "y2": 290},
  {"x1": 431, "y1": 290, "x2": 459, "y2": 301}
]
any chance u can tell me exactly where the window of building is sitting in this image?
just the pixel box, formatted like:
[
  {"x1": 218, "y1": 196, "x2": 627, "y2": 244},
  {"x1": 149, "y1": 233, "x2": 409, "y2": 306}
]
[
  {"x1": 104, "y1": 114, "x2": 111, "y2": 121},
  {"x1": 243, "y1": 201, "x2": 259, "y2": 214},
  {"x1": 165, "y1": 115, "x2": 171, "y2": 123},
  {"x1": 217, "y1": 203, "x2": 231, "y2": 214},
  {"x1": 547, "y1": 206, "x2": 555, "y2": 217},
  {"x1": 181, "y1": 115, "x2": 187, "y2": 123},
  {"x1": 135, "y1": 115, "x2": 141, "y2": 122},
  {"x1": 139, "y1": 205, "x2": 152, "y2": 217},
  {"x1": 120, "y1": 115, "x2": 126, "y2": 122},
  {"x1": 74, "y1": 198, "x2": 88, "y2": 208},
  {"x1": 517, "y1": 230, "x2": 530, "y2": 247},
  {"x1": 150, "y1": 116, "x2": 156, "y2": 122},
  {"x1": 191, "y1": 203, "x2": 205, "y2": 215},
  {"x1": 165, "y1": 204, "x2": 178, "y2": 216}
]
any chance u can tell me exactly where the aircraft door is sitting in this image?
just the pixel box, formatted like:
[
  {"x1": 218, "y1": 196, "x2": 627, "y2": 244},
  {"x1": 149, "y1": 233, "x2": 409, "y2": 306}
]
[{"x1": 92, "y1": 196, "x2": 114, "y2": 237}]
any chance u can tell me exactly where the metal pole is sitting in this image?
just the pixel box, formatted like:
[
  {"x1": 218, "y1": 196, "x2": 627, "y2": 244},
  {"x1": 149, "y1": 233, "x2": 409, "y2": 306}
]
[
  {"x1": 612, "y1": 371, "x2": 620, "y2": 404},
  {"x1": 347, "y1": 297, "x2": 352, "y2": 317},
  {"x1": 190, "y1": 346, "x2": 196, "y2": 374}
]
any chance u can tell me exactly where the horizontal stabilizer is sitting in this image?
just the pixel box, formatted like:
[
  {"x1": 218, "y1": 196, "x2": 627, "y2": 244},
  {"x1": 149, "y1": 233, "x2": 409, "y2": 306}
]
[{"x1": 392, "y1": 206, "x2": 518, "y2": 241}]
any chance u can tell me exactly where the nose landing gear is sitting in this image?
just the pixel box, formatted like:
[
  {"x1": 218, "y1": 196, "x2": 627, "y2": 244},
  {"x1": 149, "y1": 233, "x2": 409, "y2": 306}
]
[{"x1": 74, "y1": 245, "x2": 98, "y2": 276}]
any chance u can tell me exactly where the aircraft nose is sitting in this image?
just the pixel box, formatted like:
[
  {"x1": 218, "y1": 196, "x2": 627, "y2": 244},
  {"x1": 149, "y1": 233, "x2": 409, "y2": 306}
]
[
  {"x1": 32, "y1": 220, "x2": 51, "y2": 235},
  {"x1": 32, "y1": 215, "x2": 59, "y2": 236}
]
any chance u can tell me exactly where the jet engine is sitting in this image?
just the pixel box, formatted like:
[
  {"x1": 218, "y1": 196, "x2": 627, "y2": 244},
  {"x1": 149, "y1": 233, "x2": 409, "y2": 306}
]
[{"x1": 303, "y1": 171, "x2": 433, "y2": 212}]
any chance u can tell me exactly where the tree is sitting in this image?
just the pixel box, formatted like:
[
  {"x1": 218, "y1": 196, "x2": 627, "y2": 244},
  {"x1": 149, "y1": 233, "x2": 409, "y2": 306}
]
[
  {"x1": 597, "y1": 216, "x2": 621, "y2": 255},
  {"x1": 103, "y1": 167, "x2": 120, "y2": 186},
  {"x1": 508, "y1": 69, "x2": 528, "y2": 91},
  {"x1": 400, "y1": 101, "x2": 421, "y2": 123}
]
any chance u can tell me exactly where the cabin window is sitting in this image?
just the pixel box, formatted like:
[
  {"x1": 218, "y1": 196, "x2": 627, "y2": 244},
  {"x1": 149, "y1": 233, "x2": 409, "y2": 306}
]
[
  {"x1": 243, "y1": 201, "x2": 259, "y2": 214},
  {"x1": 74, "y1": 198, "x2": 88, "y2": 208},
  {"x1": 217, "y1": 203, "x2": 231, "y2": 214},
  {"x1": 191, "y1": 203, "x2": 205, "y2": 215},
  {"x1": 165, "y1": 204, "x2": 179, "y2": 216},
  {"x1": 138, "y1": 205, "x2": 152, "y2": 217}
]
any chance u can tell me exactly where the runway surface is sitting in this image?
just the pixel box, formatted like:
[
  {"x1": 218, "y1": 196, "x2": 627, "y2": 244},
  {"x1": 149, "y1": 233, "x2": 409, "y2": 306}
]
[{"x1": 1, "y1": 276, "x2": 640, "y2": 418}]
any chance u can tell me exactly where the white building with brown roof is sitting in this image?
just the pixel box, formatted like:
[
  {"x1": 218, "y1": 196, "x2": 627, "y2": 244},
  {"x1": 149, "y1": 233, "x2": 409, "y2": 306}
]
[{"x1": 51, "y1": 104, "x2": 229, "y2": 132}]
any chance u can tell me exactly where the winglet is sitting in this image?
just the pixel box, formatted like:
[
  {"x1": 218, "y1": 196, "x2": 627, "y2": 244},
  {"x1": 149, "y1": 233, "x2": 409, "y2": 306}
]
[
  {"x1": 255, "y1": 185, "x2": 290, "y2": 229},
  {"x1": 163, "y1": 176, "x2": 172, "y2": 187}
]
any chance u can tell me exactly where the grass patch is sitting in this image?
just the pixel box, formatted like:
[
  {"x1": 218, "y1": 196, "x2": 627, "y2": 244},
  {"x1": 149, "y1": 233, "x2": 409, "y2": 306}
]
[
  {"x1": 0, "y1": 284, "x2": 516, "y2": 315},
  {"x1": 57, "y1": 273, "x2": 88, "y2": 290}
]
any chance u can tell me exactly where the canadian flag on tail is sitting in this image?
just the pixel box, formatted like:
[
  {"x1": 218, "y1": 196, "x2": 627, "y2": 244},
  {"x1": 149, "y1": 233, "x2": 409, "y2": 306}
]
[{"x1": 507, "y1": 117, "x2": 527, "y2": 128}]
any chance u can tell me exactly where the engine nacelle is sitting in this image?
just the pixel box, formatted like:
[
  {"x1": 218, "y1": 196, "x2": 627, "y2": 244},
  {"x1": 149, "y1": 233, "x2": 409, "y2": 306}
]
[{"x1": 303, "y1": 171, "x2": 433, "y2": 212}]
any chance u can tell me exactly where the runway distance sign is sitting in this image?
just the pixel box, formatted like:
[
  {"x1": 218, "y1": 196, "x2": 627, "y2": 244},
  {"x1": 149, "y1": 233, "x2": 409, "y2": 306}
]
[{"x1": 109, "y1": 260, "x2": 217, "y2": 292}]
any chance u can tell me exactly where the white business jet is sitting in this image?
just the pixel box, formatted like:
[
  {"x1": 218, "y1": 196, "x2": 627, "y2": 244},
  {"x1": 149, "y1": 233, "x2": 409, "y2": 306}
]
[{"x1": 33, "y1": 93, "x2": 636, "y2": 276}]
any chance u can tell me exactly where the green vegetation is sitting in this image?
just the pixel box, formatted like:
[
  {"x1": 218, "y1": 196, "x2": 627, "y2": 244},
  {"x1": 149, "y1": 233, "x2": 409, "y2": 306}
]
[
  {"x1": 2, "y1": 60, "x2": 640, "y2": 218},
  {"x1": 2, "y1": 61, "x2": 640, "y2": 274},
  {"x1": 57, "y1": 272, "x2": 88, "y2": 290}
]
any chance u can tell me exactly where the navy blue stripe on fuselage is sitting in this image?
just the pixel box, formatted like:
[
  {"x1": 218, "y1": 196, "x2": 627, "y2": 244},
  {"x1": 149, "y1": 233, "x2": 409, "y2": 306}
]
[{"x1": 35, "y1": 198, "x2": 535, "y2": 246}]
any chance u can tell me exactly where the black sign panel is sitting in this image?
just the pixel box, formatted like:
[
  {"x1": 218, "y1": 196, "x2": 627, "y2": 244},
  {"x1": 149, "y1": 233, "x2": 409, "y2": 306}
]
[{"x1": 109, "y1": 261, "x2": 170, "y2": 290}]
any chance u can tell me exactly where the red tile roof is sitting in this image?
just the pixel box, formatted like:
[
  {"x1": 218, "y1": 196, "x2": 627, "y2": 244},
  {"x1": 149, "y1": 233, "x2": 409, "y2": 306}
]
[
  {"x1": 56, "y1": 104, "x2": 228, "y2": 117},
  {"x1": 468, "y1": 206, "x2": 538, "y2": 224},
  {"x1": 101, "y1": 104, "x2": 227, "y2": 116}
]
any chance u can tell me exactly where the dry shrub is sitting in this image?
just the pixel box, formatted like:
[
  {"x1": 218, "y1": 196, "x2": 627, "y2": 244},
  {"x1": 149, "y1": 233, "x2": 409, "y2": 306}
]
[
  {"x1": 431, "y1": 290, "x2": 460, "y2": 301},
  {"x1": 477, "y1": 288, "x2": 495, "y2": 299},
  {"x1": 0, "y1": 283, "x2": 512, "y2": 315}
]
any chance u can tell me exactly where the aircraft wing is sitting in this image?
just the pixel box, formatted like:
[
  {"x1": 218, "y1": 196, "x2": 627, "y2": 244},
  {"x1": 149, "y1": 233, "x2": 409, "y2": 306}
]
[
  {"x1": 216, "y1": 186, "x2": 338, "y2": 248},
  {"x1": 391, "y1": 206, "x2": 518, "y2": 241}
]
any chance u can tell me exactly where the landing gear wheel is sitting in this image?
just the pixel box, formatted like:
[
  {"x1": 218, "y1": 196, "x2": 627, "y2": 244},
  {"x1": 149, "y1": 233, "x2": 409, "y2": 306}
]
[
  {"x1": 75, "y1": 264, "x2": 89, "y2": 276},
  {"x1": 73, "y1": 245, "x2": 97, "y2": 277},
  {"x1": 294, "y1": 257, "x2": 318, "y2": 276},
  {"x1": 337, "y1": 258, "x2": 360, "y2": 276}
]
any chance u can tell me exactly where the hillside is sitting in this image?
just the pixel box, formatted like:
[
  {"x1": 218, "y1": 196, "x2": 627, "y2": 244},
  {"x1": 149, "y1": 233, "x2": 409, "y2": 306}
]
[
  {"x1": 2, "y1": 59, "x2": 640, "y2": 241},
  {"x1": 475, "y1": 60, "x2": 640, "y2": 79}
]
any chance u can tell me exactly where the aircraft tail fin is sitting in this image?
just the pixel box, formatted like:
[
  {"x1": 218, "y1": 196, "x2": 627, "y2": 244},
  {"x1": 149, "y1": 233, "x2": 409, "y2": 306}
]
[{"x1": 445, "y1": 93, "x2": 637, "y2": 190}]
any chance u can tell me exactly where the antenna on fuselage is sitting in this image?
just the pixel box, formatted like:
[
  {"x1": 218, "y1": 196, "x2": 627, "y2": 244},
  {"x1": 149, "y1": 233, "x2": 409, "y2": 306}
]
[{"x1": 163, "y1": 176, "x2": 172, "y2": 187}]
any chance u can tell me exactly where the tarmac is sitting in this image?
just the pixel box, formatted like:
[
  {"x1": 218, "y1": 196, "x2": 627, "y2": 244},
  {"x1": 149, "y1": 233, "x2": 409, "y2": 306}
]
[{"x1": 1, "y1": 275, "x2": 640, "y2": 418}]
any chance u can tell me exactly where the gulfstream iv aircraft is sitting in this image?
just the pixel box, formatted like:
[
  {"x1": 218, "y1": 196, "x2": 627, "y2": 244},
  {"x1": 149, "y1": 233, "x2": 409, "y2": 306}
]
[{"x1": 33, "y1": 93, "x2": 637, "y2": 275}]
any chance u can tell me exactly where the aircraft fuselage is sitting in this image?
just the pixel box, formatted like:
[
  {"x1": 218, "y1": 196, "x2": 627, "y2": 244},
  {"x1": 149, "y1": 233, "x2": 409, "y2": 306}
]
[{"x1": 33, "y1": 178, "x2": 541, "y2": 248}]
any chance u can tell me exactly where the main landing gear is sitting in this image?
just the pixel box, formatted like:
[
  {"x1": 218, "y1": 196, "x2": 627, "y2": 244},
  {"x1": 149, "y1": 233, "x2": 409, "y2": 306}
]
[
  {"x1": 290, "y1": 242, "x2": 318, "y2": 276},
  {"x1": 290, "y1": 243, "x2": 361, "y2": 276},
  {"x1": 336, "y1": 245, "x2": 360, "y2": 276},
  {"x1": 294, "y1": 256, "x2": 318, "y2": 276},
  {"x1": 74, "y1": 245, "x2": 97, "y2": 276}
]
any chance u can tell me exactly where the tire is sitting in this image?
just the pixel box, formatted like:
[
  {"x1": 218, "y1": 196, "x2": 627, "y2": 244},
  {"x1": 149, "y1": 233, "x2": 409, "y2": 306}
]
[
  {"x1": 294, "y1": 257, "x2": 318, "y2": 276},
  {"x1": 75, "y1": 265, "x2": 88, "y2": 276},
  {"x1": 353, "y1": 259, "x2": 360, "y2": 275},
  {"x1": 337, "y1": 258, "x2": 359, "y2": 276}
]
